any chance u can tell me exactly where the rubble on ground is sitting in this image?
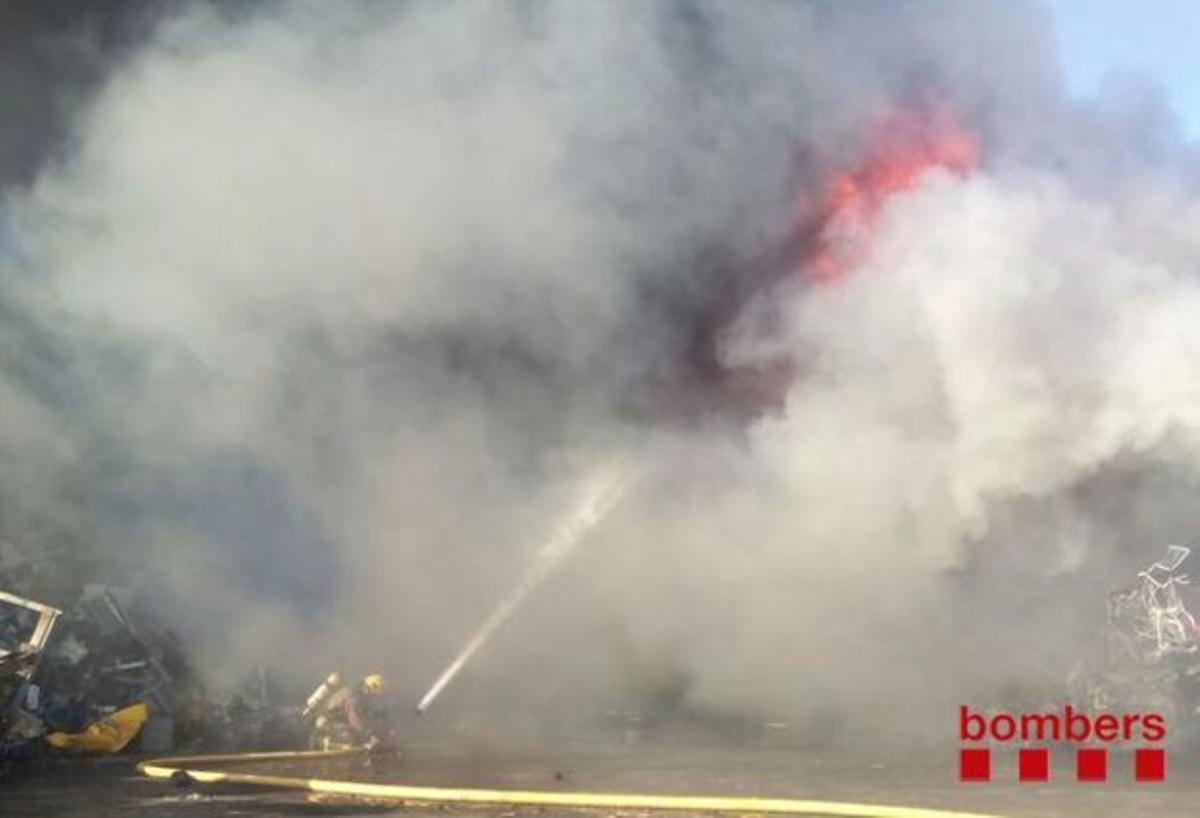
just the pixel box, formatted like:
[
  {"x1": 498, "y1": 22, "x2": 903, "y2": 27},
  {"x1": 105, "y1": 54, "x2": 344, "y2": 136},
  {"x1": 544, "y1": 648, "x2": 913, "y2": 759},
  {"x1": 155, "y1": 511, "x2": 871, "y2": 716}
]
[{"x1": 1, "y1": 541, "x2": 301, "y2": 766}]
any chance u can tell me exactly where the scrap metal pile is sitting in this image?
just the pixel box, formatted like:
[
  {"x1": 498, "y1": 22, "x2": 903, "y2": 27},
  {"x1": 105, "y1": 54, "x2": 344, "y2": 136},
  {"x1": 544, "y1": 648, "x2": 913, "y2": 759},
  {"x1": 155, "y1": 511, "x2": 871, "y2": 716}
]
[
  {"x1": 1071, "y1": 545, "x2": 1200, "y2": 733},
  {"x1": 1, "y1": 541, "x2": 298, "y2": 767},
  {"x1": 0, "y1": 588, "x2": 60, "y2": 757}
]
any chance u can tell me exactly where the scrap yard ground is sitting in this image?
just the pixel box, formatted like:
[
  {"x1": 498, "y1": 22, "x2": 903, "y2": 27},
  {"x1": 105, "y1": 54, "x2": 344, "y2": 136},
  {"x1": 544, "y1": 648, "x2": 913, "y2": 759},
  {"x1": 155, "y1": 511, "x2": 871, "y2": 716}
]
[{"x1": 5, "y1": 737, "x2": 1200, "y2": 818}]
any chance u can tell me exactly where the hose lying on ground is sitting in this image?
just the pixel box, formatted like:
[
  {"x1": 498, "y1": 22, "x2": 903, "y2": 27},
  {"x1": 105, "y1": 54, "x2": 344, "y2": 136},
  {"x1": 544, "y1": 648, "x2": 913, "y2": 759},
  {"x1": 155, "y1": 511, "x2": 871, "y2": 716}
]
[{"x1": 138, "y1": 749, "x2": 1005, "y2": 818}]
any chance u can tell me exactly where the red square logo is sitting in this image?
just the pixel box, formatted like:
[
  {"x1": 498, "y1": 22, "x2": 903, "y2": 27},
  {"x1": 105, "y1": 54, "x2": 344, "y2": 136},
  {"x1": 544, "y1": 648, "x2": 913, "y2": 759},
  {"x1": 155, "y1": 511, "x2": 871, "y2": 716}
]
[
  {"x1": 1018, "y1": 747, "x2": 1049, "y2": 782},
  {"x1": 1076, "y1": 748, "x2": 1107, "y2": 782},
  {"x1": 959, "y1": 748, "x2": 991, "y2": 782},
  {"x1": 1135, "y1": 748, "x2": 1166, "y2": 782}
]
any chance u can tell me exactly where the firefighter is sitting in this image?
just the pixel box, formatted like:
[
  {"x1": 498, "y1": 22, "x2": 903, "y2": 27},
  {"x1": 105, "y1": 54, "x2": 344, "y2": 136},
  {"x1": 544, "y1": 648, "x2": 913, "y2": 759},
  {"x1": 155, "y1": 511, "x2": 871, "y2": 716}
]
[{"x1": 307, "y1": 672, "x2": 391, "y2": 751}]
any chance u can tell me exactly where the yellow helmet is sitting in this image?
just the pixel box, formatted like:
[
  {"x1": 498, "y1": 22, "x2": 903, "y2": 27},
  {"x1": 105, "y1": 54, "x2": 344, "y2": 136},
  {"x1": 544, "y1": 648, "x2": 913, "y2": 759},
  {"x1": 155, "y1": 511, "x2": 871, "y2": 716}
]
[{"x1": 363, "y1": 673, "x2": 386, "y2": 694}]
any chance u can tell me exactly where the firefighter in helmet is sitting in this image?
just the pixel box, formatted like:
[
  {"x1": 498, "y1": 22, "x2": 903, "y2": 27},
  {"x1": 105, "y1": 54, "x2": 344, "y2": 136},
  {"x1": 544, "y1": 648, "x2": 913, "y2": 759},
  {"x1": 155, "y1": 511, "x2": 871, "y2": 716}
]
[{"x1": 306, "y1": 672, "x2": 391, "y2": 750}]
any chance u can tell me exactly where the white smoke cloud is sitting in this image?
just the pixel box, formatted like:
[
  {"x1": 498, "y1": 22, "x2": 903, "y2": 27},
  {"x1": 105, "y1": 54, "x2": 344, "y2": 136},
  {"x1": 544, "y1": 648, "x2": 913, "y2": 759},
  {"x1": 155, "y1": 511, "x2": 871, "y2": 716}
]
[
  {"x1": 2, "y1": 0, "x2": 1199, "y2": 742},
  {"x1": 673, "y1": 164, "x2": 1200, "y2": 725}
]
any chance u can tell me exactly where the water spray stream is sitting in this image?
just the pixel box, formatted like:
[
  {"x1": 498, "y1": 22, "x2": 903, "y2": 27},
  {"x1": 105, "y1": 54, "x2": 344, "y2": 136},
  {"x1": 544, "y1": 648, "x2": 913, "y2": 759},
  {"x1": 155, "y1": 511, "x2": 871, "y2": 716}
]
[{"x1": 416, "y1": 459, "x2": 637, "y2": 713}]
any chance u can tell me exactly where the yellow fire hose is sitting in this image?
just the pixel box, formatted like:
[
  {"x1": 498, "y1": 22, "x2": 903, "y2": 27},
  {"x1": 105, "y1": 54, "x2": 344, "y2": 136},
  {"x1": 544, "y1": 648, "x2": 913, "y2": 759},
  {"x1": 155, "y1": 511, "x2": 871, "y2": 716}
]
[{"x1": 138, "y1": 749, "x2": 1004, "y2": 817}]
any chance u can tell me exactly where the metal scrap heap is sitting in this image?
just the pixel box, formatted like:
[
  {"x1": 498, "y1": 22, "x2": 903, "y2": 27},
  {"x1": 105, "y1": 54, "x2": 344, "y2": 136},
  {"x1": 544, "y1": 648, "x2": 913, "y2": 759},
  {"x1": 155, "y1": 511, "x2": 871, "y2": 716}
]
[
  {"x1": 1, "y1": 540, "x2": 297, "y2": 765},
  {"x1": 0, "y1": 589, "x2": 61, "y2": 757},
  {"x1": 1071, "y1": 545, "x2": 1200, "y2": 735}
]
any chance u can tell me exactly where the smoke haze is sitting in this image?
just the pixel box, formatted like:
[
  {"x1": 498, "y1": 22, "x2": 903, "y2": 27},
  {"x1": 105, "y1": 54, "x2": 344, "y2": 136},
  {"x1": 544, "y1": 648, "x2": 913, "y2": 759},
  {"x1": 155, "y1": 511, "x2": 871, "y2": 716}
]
[{"x1": 3, "y1": 0, "x2": 1200, "y2": 744}]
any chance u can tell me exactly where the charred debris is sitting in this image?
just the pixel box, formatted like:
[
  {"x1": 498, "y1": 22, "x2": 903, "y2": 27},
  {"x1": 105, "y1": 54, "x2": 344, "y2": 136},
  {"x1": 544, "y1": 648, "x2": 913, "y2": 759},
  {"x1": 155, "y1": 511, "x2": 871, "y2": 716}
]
[{"x1": 0, "y1": 540, "x2": 298, "y2": 773}]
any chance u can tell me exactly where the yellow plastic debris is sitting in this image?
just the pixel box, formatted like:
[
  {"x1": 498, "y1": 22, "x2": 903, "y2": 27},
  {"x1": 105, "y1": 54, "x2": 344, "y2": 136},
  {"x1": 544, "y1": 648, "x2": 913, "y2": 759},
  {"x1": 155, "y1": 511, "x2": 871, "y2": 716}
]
[{"x1": 45, "y1": 702, "x2": 149, "y2": 754}]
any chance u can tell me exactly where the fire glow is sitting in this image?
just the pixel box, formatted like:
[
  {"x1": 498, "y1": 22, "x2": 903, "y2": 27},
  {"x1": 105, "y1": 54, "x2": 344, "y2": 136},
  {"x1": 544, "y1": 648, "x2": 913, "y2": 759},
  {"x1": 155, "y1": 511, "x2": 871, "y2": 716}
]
[
  {"x1": 803, "y1": 108, "x2": 979, "y2": 284},
  {"x1": 687, "y1": 107, "x2": 980, "y2": 421}
]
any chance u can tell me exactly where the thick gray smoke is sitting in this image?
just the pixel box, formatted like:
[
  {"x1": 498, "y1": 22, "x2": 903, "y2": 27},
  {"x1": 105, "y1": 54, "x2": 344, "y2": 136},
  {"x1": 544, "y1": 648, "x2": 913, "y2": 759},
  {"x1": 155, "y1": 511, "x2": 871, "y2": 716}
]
[{"x1": 3, "y1": 0, "x2": 1200, "y2": 743}]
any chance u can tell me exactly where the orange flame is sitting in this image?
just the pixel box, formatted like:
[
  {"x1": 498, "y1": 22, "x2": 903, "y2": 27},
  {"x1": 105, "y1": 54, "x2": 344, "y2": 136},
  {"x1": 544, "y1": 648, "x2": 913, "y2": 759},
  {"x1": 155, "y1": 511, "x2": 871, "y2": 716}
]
[
  {"x1": 644, "y1": 107, "x2": 979, "y2": 422},
  {"x1": 806, "y1": 108, "x2": 979, "y2": 283}
]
